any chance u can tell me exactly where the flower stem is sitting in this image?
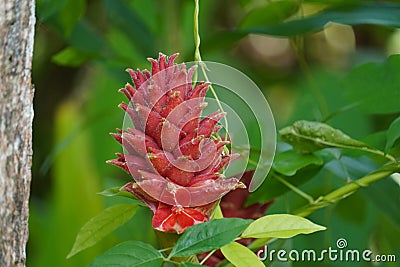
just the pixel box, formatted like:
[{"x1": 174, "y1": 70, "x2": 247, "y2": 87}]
[
  {"x1": 193, "y1": 0, "x2": 229, "y2": 142},
  {"x1": 194, "y1": 0, "x2": 202, "y2": 63}
]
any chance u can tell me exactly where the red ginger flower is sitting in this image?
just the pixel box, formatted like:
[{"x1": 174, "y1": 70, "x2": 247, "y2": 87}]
[{"x1": 108, "y1": 53, "x2": 244, "y2": 234}]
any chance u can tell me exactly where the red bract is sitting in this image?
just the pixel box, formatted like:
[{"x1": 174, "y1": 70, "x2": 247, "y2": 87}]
[
  {"x1": 108, "y1": 53, "x2": 244, "y2": 233},
  {"x1": 198, "y1": 171, "x2": 274, "y2": 266}
]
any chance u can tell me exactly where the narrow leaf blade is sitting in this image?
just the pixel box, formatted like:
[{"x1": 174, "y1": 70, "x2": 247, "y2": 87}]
[
  {"x1": 240, "y1": 2, "x2": 400, "y2": 37},
  {"x1": 221, "y1": 242, "x2": 264, "y2": 267},
  {"x1": 385, "y1": 116, "x2": 400, "y2": 153},
  {"x1": 67, "y1": 204, "x2": 139, "y2": 258},
  {"x1": 97, "y1": 187, "x2": 146, "y2": 206},
  {"x1": 88, "y1": 241, "x2": 162, "y2": 267},
  {"x1": 170, "y1": 218, "x2": 252, "y2": 257},
  {"x1": 242, "y1": 214, "x2": 326, "y2": 239}
]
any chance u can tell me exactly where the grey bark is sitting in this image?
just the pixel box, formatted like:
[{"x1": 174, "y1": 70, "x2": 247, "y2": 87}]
[{"x1": 0, "y1": 0, "x2": 35, "y2": 266}]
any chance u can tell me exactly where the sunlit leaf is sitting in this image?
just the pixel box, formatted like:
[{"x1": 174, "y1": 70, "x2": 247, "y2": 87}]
[
  {"x1": 170, "y1": 218, "x2": 252, "y2": 257},
  {"x1": 240, "y1": 0, "x2": 299, "y2": 28},
  {"x1": 385, "y1": 116, "x2": 400, "y2": 153},
  {"x1": 88, "y1": 241, "x2": 163, "y2": 267},
  {"x1": 67, "y1": 204, "x2": 139, "y2": 258},
  {"x1": 273, "y1": 149, "x2": 323, "y2": 176},
  {"x1": 242, "y1": 214, "x2": 326, "y2": 239},
  {"x1": 221, "y1": 242, "x2": 264, "y2": 267}
]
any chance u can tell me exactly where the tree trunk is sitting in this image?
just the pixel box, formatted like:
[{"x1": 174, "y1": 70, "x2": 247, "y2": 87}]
[{"x1": 0, "y1": 0, "x2": 35, "y2": 266}]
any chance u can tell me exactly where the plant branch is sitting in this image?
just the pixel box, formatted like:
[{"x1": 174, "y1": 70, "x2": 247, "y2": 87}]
[
  {"x1": 293, "y1": 162, "x2": 400, "y2": 217},
  {"x1": 273, "y1": 173, "x2": 315, "y2": 204}
]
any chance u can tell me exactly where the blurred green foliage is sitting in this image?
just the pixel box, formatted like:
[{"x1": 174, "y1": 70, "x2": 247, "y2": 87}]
[{"x1": 31, "y1": 0, "x2": 400, "y2": 266}]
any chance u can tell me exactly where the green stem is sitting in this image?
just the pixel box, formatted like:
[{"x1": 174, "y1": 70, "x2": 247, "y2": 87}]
[
  {"x1": 193, "y1": 0, "x2": 229, "y2": 143},
  {"x1": 273, "y1": 173, "x2": 315, "y2": 204},
  {"x1": 245, "y1": 162, "x2": 400, "y2": 250},
  {"x1": 293, "y1": 162, "x2": 400, "y2": 217},
  {"x1": 193, "y1": 0, "x2": 202, "y2": 63},
  {"x1": 291, "y1": 39, "x2": 329, "y2": 119}
]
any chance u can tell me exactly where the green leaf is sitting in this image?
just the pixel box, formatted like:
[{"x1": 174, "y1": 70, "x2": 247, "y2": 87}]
[
  {"x1": 170, "y1": 218, "x2": 252, "y2": 257},
  {"x1": 360, "y1": 177, "x2": 400, "y2": 228},
  {"x1": 68, "y1": 20, "x2": 108, "y2": 53},
  {"x1": 59, "y1": 0, "x2": 86, "y2": 37},
  {"x1": 88, "y1": 241, "x2": 163, "y2": 267},
  {"x1": 273, "y1": 149, "x2": 323, "y2": 176},
  {"x1": 240, "y1": 0, "x2": 299, "y2": 28},
  {"x1": 178, "y1": 263, "x2": 203, "y2": 267},
  {"x1": 280, "y1": 120, "x2": 370, "y2": 153},
  {"x1": 343, "y1": 55, "x2": 400, "y2": 114},
  {"x1": 221, "y1": 242, "x2": 264, "y2": 267},
  {"x1": 211, "y1": 204, "x2": 224, "y2": 219},
  {"x1": 239, "y1": 2, "x2": 400, "y2": 37},
  {"x1": 248, "y1": 165, "x2": 322, "y2": 204},
  {"x1": 385, "y1": 116, "x2": 400, "y2": 153},
  {"x1": 52, "y1": 47, "x2": 95, "y2": 67},
  {"x1": 67, "y1": 204, "x2": 139, "y2": 258},
  {"x1": 36, "y1": 0, "x2": 68, "y2": 21},
  {"x1": 242, "y1": 214, "x2": 326, "y2": 239},
  {"x1": 97, "y1": 187, "x2": 146, "y2": 206},
  {"x1": 104, "y1": 0, "x2": 155, "y2": 55}
]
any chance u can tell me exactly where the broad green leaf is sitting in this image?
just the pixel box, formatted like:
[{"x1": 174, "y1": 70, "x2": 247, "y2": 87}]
[
  {"x1": 88, "y1": 241, "x2": 163, "y2": 267},
  {"x1": 170, "y1": 218, "x2": 252, "y2": 257},
  {"x1": 385, "y1": 116, "x2": 400, "y2": 153},
  {"x1": 273, "y1": 149, "x2": 323, "y2": 176},
  {"x1": 242, "y1": 214, "x2": 326, "y2": 239},
  {"x1": 52, "y1": 47, "x2": 95, "y2": 67},
  {"x1": 221, "y1": 242, "x2": 264, "y2": 267},
  {"x1": 343, "y1": 55, "x2": 400, "y2": 114},
  {"x1": 67, "y1": 204, "x2": 139, "y2": 258},
  {"x1": 240, "y1": 0, "x2": 299, "y2": 28},
  {"x1": 280, "y1": 120, "x2": 370, "y2": 153},
  {"x1": 240, "y1": 2, "x2": 400, "y2": 37}
]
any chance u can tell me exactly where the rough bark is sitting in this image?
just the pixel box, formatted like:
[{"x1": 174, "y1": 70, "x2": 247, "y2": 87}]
[{"x1": 0, "y1": 0, "x2": 35, "y2": 266}]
